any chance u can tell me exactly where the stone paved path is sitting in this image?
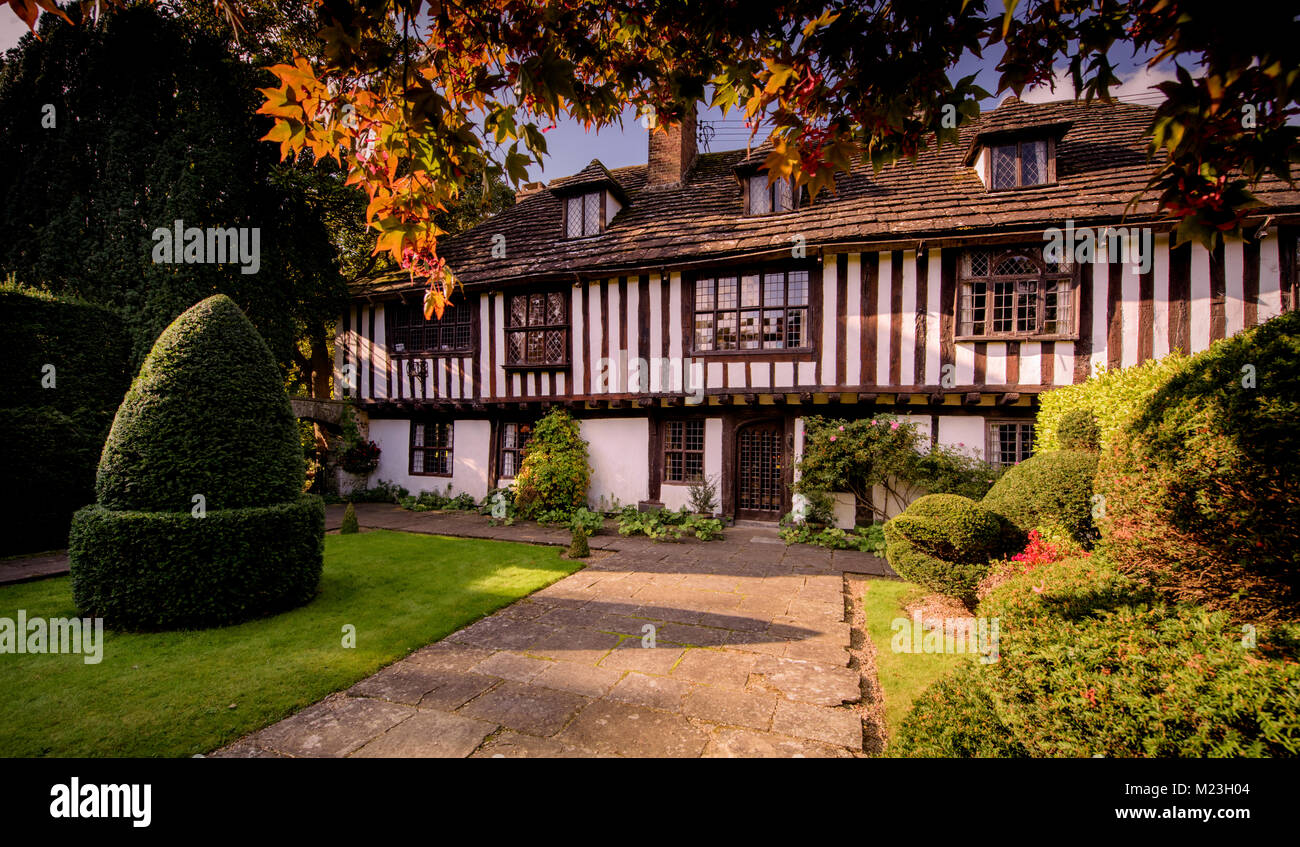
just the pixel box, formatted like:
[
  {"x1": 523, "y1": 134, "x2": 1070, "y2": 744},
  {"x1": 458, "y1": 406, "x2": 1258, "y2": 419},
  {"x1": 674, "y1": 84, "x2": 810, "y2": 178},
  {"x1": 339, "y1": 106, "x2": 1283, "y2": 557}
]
[
  {"x1": 0, "y1": 550, "x2": 70, "y2": 585},
  {"x1": 214, "y1": 503, "x2": 894, "y2": 758}
]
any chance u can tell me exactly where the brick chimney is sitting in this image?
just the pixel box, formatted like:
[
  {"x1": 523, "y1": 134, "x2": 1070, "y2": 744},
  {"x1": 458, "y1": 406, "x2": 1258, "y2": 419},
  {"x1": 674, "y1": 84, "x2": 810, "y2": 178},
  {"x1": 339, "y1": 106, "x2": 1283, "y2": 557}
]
[{"x1": 646, "y1": 105, "x2": 697, "y2": 190}]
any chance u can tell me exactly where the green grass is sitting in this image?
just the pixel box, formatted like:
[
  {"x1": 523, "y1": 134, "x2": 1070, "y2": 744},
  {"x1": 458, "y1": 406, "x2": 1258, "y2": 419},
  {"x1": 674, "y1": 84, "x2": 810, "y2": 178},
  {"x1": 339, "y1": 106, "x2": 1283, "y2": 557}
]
[
  {"x1": 860, "y1": 579, "x2": 963, "y2": 744},
  {"x1": 0, "y1": 530, "x2": 580, "y2": 757}
]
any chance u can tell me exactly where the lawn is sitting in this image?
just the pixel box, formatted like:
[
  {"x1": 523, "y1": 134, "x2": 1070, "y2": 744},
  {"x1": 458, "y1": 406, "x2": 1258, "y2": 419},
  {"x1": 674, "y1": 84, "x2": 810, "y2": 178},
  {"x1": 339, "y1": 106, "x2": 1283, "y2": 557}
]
[
  {"x1": 860, "y1": 579, "x2": 963, "y2": 746},
  {"x1": 0, "y1": 530, "x2": 580, "y2": 757}
]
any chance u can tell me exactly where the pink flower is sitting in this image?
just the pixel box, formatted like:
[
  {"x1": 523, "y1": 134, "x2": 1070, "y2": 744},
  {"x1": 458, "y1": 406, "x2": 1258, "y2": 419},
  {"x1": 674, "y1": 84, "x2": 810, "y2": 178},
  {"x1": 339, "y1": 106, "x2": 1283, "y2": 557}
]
[
  {"x1": 890, "y1": 421, "x2": 900, "y2": 430},
  {"x1": 838, "y1": 425, "x2": 845, "y2": 432},
  {"x1": 870, "y1": 419, "x2": 877, "y2": 426},
  {"x1": 829, "y1": 435, "x2": 837, "y2": 442}
]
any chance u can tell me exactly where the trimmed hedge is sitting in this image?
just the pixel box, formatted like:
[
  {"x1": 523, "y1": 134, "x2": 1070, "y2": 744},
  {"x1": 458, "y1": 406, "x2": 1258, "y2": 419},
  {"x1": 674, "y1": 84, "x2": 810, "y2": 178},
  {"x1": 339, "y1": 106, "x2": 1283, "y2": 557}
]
[
  {"x1": 1097, "y1": 309, "x2": 1300, "y2": 621},
  {"x1": 70, "y1": 496, "x2": 324, "y2": 630},
  {"x1": 981, "y1": 449, "x2": 1099, "y2": 547},
  {"x1": 883, "y1": 494, "x2": 1015, "y2": 606},
  {"x1": 96, "y1": 294, "x2": 303, "y2": 512},
  {"x1": 1034, "y1": 352, "x2": 1187, "y2": 452},
  {"x1": 892, "y1": 557, "x2": 1300, "y2": 758},
  {"x1": 71, "y1": 295, "x2": 322, "y2": 629},
  {"x1": 0, "y1": 285, "x2": 131, "y2": 555},
  {"x1": 1055, "y1": 408, "x2": 1100, "y2": 451}
]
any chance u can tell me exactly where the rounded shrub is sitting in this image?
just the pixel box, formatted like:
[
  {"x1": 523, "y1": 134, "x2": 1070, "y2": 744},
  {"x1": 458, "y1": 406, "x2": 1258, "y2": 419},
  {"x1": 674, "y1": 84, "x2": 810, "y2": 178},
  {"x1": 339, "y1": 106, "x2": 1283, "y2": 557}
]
[
  {"x1": 893, "y1": 557, "x2": 1300, "y2": 758},
  {"x1": 96, "y1": 294, "x2": 303, "y2": 512},
  {"x1": 980, "y1": 449, "x2": 1099, "y2": 547},
  {"x1": 883, "y1": 494, "x2": 1014, "y2": 606},
  {"x1": 512, "y1": 408, "x2": 591, "y2": 519},
  {"x1": 1055, "y1": 408, "x2": 1100, "y2": 451},
  {"x1": 1096, "y1": 309, "x2": 1300, "y2": 621},
  {"x1": 70, "y1": 295, "x2": 323, "y2": 629}
]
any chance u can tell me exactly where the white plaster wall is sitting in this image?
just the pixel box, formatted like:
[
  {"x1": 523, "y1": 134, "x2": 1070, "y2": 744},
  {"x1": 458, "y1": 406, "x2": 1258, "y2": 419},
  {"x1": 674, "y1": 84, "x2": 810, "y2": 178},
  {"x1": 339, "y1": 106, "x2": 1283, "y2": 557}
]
[
  {"x1": 936, "y1": 416, "x2": 987, "y2": 460},
  {"x1": 581, "y1": 418, "x2": 649, "y2": 511},
  {"x1": 365, "y1": 418, "x2": 490, "y2": 500},
  {"x1": 450, "y1": 420, "x2": 491, "y2": 500},
  {"x1": 660, "y1": 418, "x2": 723, "y2": 514}
]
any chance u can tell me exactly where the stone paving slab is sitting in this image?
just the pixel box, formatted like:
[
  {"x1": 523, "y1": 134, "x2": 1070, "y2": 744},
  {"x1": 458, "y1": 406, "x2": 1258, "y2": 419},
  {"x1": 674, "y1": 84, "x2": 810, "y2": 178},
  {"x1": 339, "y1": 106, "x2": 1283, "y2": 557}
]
[
  {"x1": 213, "y1": 503, "x2": 892, "y2": 758},
  {"x1": 0, "y1": 550, "x2": 70, "y2": 585}
]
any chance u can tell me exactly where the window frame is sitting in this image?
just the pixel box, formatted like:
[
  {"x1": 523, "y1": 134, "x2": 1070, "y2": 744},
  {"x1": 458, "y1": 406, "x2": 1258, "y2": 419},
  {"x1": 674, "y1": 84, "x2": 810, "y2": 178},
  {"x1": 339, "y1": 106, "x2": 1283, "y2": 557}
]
[
  {"x1": 497, "y1": 420, "x2": 533, "y2": 481},
  {"x1": 987, "y1": 420, "x2": 1034, "y2": 468},
  {"x1": 561, "y1": 190, "x2": 606, "y2": 239},
  {"x1": 386, "y1": 298, "x2": 476, "y2": 355},
  {"x1": 743, "y1": 174, "x2": 800, "y2": 216},
  {"x1": 955, "y1": 247, "x2": 1079, "y2": 342},
  {"x1": 409, "y1": 420, "x2": 454, "y2": 477},
  {"x1": 688, "y1": 264, "x2": 817, "y2": 357},
  {"x1": 504, "y1": 289, "x2": 571, "y2": 369},
  {"x1": 984, "y1": 136, "x2": 1055, "y2": 191},
  {"x1": 662, "y1": 419, "x2": 706, "y2": 485}
]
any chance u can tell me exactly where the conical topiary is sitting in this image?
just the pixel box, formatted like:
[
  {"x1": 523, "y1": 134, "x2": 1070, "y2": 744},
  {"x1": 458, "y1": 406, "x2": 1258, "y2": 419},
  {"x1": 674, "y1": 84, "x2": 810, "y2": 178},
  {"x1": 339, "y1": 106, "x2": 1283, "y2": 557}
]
[
  {"x1": 340, "y1": 502, "x2": 359, "y2": 534},
  {"x1": 70, "y1": 295, "x2": 324, "y2": 629},
  {"x1": 96, "y1": 295, "x2": 303, "y2": 511},
  {"x1": 567, "y1": 525, "x2": 590, "y2": 559}
]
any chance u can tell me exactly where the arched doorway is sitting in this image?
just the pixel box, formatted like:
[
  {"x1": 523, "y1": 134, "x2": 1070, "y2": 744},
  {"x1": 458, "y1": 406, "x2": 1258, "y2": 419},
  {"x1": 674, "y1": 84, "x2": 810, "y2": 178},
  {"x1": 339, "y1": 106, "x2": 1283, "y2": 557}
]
[{"x1": 735, "y1": 419, "x2": 786, "y2": 521}]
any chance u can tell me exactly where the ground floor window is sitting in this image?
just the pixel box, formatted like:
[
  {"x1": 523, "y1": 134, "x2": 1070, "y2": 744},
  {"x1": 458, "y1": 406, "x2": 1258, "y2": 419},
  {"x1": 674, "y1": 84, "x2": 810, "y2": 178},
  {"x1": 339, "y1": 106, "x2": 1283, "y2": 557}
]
[
  {"x1": 410, "y1": 421, "x2": 453, "y2": 475},
  {"x1": 664, "y1": 419, "x2": 705, "y2": 483},
  {"x1": 988, "y1": 420, "x2": 1034, "y2": 467},
  {"x1": 498, "y1": 421, "x2": 532, "y2": 479}
]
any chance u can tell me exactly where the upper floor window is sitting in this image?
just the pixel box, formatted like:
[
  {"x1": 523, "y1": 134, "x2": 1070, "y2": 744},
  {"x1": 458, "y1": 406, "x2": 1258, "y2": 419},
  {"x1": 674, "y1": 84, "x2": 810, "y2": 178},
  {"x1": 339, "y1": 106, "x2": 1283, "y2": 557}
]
[
  {"x1": 989, "y1": 138, "x2": 1049, "y2": 190},
  {"x1": 746, "y1": 174, "x2": 797, "y2": 215},
  {"x1": 564, "y1": 191, "x2": 605, "y2": 238},
  {"x1": 958, "y1": 248, "x2": 1074, "y2": 340},
  {"x1": 387, "y1": 300, "x2": 474, "y2": 354},
  {"x1": 410, "y1": 421, "x2": 453, "y2": 476},
  {"x1": 988, "y1": 421, "x2": 1034, "y2": 468},
  {"x1": 693, "y1": 268, "x2": 810, "y2": 352},
  {"x1": 506, "y1": 291, "x2": 569, "y2": 366}
]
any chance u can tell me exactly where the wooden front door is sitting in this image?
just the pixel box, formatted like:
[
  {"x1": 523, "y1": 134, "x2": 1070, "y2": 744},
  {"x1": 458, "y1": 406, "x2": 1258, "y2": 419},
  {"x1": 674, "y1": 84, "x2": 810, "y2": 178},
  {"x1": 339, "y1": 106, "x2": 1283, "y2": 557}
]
[{"x1": 735, "y1": 420, "x2": 785, "y2": 520}]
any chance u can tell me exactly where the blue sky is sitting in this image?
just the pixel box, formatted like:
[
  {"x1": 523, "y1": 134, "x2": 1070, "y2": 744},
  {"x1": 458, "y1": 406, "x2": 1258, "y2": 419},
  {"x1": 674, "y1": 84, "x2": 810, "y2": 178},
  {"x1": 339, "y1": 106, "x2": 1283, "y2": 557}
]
[
  {"x1": 530, "y1": 45, "x2": 1175, "y2": 182},
  {"x1": 1, "y1": 11, "x2": 1178, "y2": 183}
]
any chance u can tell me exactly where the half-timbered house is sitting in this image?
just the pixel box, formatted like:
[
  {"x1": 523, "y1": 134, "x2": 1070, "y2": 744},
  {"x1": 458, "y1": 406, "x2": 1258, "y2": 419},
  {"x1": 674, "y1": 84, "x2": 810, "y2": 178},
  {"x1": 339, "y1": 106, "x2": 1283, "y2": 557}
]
[{"x1": 337, "y1": 97, "x2": 1300, "y2": 522}]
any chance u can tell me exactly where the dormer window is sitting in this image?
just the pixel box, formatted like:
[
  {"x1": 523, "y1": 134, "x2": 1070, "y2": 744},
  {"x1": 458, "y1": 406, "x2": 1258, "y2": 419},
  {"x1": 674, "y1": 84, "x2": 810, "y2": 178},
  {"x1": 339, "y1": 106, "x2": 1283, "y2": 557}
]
[
  {"x1": 988, "y1": 138, "x2": 1050, "y2": 190},
  {"x1": 746, "y1": 174, "x2": 797, "y2": 215},
  {"x1": 564, "y1": 191, "x2": 604, "y2": 238}
]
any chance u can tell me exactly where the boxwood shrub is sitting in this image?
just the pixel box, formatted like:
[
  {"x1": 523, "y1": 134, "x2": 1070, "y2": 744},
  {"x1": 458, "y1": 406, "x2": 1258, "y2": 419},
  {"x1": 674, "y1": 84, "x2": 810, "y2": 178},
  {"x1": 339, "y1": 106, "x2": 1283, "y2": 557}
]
[
  {"x1": 96, "y1": 294, "x2": 303, "y2": 512},
  {"x1": 980, "y1": 449, "x2": 1099, "y2": 547},
  {"x1": 883, "y1": 494, "x2": 1016, "y2": 606},
  {"x1": 893, "y1": 557, "x2": 1300, "y2": 758},
  {"x1": 1096, "y1": 309, "x2": 1300, "y2": 621},
  {"x1": 70, "y1": 295, "x2": 322, "y2": 629},
  {"x1": 70, "y1": 496, "x2": 324, "y2": 630}
]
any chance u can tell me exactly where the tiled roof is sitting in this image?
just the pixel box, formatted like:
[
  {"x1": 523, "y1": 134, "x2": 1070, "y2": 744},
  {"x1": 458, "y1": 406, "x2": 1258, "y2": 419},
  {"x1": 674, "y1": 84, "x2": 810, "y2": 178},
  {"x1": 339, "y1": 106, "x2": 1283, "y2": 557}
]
[{"x1": 355, "y1": 98, "x2": 1300, "y2": 297}]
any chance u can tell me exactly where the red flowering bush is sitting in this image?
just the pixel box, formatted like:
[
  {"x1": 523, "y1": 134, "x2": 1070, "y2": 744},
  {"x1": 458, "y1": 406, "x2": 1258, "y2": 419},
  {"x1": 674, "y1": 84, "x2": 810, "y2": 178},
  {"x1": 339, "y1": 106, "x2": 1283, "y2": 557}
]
[{"x1": 339, "y1": 440, "x2": 381, "y2": 475}]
